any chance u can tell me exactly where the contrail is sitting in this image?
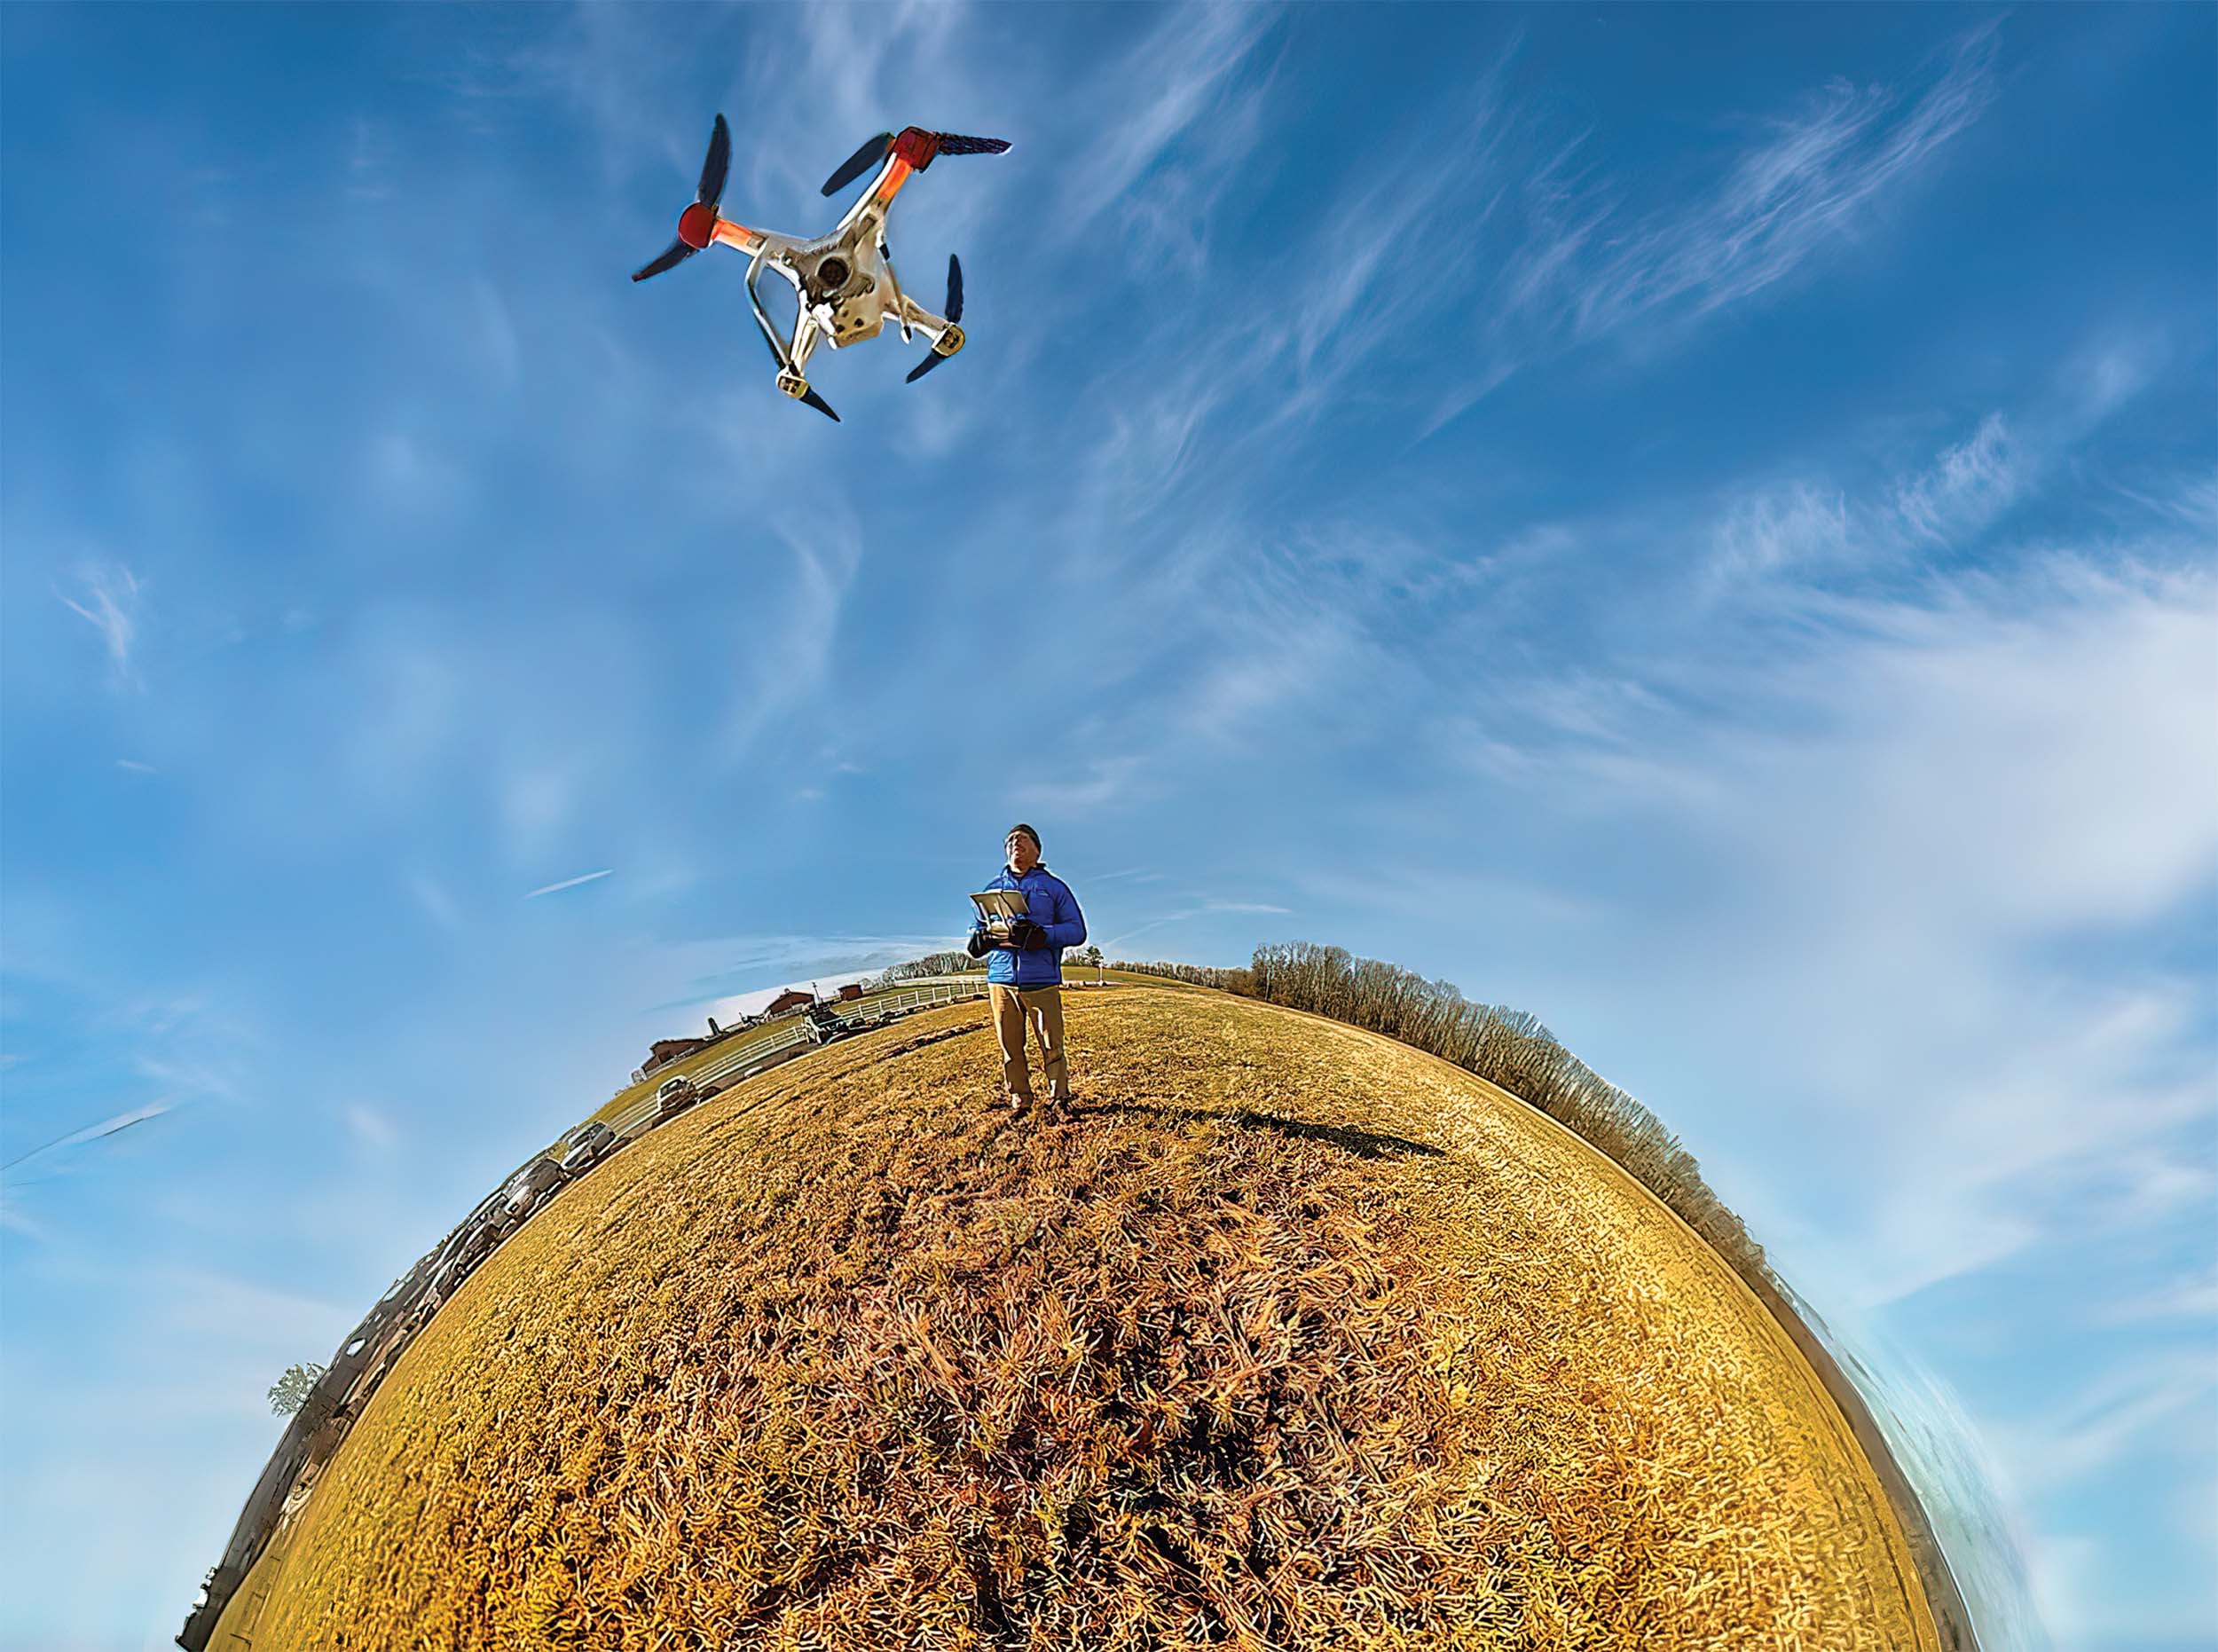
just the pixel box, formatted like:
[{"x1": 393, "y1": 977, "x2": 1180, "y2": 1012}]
[
  {"x1": 524, "y1": 869, "x2": 613, "y2": 900},
  {"x1": 4, "y1": 1099, "x2": 177, "y2": 1172}
]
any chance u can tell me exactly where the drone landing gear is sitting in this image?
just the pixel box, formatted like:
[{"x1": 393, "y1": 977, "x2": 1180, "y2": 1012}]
[{"x1": 773, "y1": 369, "x2": 840, "y2": 423}]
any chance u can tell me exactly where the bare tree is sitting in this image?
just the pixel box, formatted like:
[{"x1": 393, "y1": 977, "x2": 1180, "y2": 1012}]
[{"x1": 267, "y1": 1361, "x2": 327, "y2": 1416}]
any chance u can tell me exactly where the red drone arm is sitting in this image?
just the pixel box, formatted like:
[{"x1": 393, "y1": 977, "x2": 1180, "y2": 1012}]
[{"x1": 891, "y1": 128, "x2": 942, "y2": 171}]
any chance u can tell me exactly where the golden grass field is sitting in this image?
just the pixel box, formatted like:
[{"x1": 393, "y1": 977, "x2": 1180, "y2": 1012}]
[{"x1": 216, "y1": 989, "x2": 1938, "y2": 1651}]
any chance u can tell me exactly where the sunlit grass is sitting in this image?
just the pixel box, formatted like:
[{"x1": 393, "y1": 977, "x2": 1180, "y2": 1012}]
[{"x1": 219, "y1": 990, "x2": 1937, "y2": 1650}]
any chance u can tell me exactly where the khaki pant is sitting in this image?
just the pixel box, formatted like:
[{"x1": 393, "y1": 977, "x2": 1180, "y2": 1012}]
[{"x1": 989, "y1": 983, "x2": 1070, "y2": 1101}]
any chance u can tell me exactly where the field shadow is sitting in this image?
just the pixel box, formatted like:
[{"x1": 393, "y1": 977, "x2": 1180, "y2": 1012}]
[{"x1": 1098, "y1": 1102, "x2": 1446, "y2": 1161}]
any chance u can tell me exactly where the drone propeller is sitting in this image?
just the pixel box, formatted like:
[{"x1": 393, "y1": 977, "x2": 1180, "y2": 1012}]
[
  {"x1": 905, "y1": 255, "x2": 965, "y2": 383},
  {"x1": 821, "y1": 132, "x2": 893, "y2": 198},
  {"x1": 931, "y1": 133, "x2": 1012, "y2": 157},
  {"x1": 632, "y1": 114, "x2": 732, "y2": 282},
  {"x1": 696, "y1": 113, "x2": 731, "y2": 206},
  {"x1": 823, "y1": 129, "x2": 1012, "y2": 197}
]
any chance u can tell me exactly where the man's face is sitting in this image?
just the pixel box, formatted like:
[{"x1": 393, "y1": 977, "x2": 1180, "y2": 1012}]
[{"x1": 1007, "y1": 833, "x2": 1038, "y2": 874}]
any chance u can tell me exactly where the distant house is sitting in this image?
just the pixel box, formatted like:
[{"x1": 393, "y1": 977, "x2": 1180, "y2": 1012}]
[
  {"x1": 838, "y1": 983, "x2": 863, "y2": 1002},
  {"x1": 643, "y1": 1037, "x2": 707, "y2": 1075},
  {"x1": 763, "y1": 989, "x2": 814, "y2": 1018}
]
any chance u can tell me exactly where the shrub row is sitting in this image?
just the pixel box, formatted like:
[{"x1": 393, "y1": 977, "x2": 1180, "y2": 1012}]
[{"x1": 1241, "y1": 941, "x2": 1770, "y2": 1292}]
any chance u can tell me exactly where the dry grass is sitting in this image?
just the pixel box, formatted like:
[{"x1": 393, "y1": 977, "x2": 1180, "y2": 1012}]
[{"x1": 217, "y1": 991, "x2": 1936, "y2": 1651}]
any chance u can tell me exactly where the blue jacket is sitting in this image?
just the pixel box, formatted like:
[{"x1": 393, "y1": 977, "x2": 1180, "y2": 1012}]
[{"x1": 973, "y1": 863, "x2": 1086, "y2": 987}]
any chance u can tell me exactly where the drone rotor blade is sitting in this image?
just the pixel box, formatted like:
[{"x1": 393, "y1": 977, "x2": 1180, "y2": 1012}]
[
  {"x1": 905, "y1": 254, "x2": 966, "y2": 382},
  {"x1": 632, "y1": 238, "x2": 697, "y2": 282},
  {"x1": 696, "y1": 113, "x2": 732, "y2": 208},
  {"x1": 822, "y1": 131, "x2": 894, "y2": 197},
  {"x1": 798, "y1": 386, "x2": 841, "y2": 422},
  {"x1": 931, "y1": 133, "x2": 1012, "y2": 157}
]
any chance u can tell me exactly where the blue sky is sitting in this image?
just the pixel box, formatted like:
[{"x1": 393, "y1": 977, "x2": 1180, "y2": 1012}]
[{"x1": 3, "y1": 5, "x2": 2213, "y2": 1648}]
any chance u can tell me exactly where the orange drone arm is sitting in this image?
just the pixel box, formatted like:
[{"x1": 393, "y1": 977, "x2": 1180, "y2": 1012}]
[
  {"x1": 711, "y1": 217, "x2": 767, "y2": 256},
  {"x1": 866, "y1": 129, "x2": 944, "y2": 212},
  {"x1": 866, "y1": 158, "x2": 916, "y2": 212}
]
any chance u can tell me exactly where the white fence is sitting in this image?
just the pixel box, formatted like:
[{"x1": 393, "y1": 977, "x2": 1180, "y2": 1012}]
[
  {"x1": 604, "y1": 976, "x2": 997, "y2": 1137},
  {"x1": 605, "y1": 972, "x2": 1122, "y2": 1139}
]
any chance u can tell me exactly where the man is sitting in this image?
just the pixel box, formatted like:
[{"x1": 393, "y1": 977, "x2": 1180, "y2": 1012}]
[{"x1": 967, "y1": 823, "x2": 1086, "y2": 1117}]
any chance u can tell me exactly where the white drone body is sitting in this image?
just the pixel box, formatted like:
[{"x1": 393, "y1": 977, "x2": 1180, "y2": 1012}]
[{"x1": 633, "y1": 120, "x2": 1011, "y2": 421}]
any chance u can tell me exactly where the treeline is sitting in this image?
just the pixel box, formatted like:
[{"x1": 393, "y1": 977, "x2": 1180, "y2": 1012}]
[
  {"x1": 1245, "y1": 941, "x2": 1769, "y2": 1291},
  {"x1": 862, "y1": 952, "x2": 979, "y2": 990},
  {"x1": 1106, "y1": 959, "x2": 1256, "y2": 991}
]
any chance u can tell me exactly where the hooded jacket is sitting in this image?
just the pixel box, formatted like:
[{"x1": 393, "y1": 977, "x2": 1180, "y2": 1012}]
[{"x1": 970, "y1": 862, "x2": 1086, "y2": 987}]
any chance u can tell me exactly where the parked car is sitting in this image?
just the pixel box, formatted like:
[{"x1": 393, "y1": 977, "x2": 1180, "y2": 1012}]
[
  {"x1": 656, "y1": 1074, "x2": 698, "y2": 1116},
  {"x1": 559, "y1": 1121, "x2": 617, "y2": 1174},
  {"x1": 448, "y1": 1223, "x2": 495, "y2": 1278},
  {"x1": 500, "y1": 1157, "x2": 566, "y2": 1224}
]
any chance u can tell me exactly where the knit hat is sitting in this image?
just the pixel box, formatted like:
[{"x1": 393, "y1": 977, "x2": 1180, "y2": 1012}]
[{"x1": 1005, "y1": 822, "x2": 1041, "y2": 854}]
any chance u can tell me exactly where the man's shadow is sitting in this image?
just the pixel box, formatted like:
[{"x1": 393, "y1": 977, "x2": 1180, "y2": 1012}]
[{"x1": 1092, "y1": 1102, "x2": 1445, "y2": 1161}]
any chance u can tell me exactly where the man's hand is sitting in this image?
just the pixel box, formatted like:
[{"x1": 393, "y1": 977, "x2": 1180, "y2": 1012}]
[
  {"x1": 965, "y1": 926, "x2": 994, "y2": 959},
  {"x1": 1009, "y1": 918, "x2": 1050, "y2": 950}
]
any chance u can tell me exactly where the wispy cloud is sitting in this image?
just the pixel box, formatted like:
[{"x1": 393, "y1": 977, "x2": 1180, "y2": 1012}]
[
  {"x1": 54, "y1": 563, "x2": 143, "y2": 683},
  {"x1": 719, "y1": 511, "x2": 864, "y2": 764},
  {"x1": 114, "y1": 759, "x2": 158, "y2": 775},
  {"x1": 346, "y1": 115, "x2": 392, "y2": 202},
  {"x1": 2109, "y1": 467, "x2": 2218, "y2": 534},
  {"x1": 2097, "y1": 1261, "x2": 2218, "y2": 1325},
  {"x1": 342, "y1": 1104, "x2": 398, "y2": 1152},
  {"x1": 1012, "y1": 753, "x2": 1146, "y2": 813},
  {"x1": 1102, "y1": 899, "x2": 1293, "y2": 955},
  {"x1": 1891, "y1": 413, "x2": 2022, "y2": 545},
  {"x1": 501, "y1": 762, "x2": 587, "y2": 864},
  {"x1": 1698, "y1": 334, "x2": 2170, "y2": 600},
  {"x1": 1434, "y1": 22, "x2": 2001, "y2": 428},
  {"x1": 1565, "y1": 24, "x2": 1998, "y2": 343},
  {"x1": 1275, "y1": 43, "x2": 1522, "y2": 420},
  {"x1": 407, "y1": 871, "x2": 460, "y2": 932},
  {"x1": 1991, "y1": 1356, "x2": 2218, "y2": 1504},
  {"x1": 523, "y1": 868, "x2": 612, "y2": 900},
  {"x1": 1051, "y1": 4, "x2": 1280, "y2": 260},
  {"x1": 1520, "y1": 553, "x2": 2218, "y2": 1307}
]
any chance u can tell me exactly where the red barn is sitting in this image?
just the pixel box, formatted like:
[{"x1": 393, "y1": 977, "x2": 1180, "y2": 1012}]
[{"x1": 642, "y1": 1037, "x2": 706, "y2": 1074}]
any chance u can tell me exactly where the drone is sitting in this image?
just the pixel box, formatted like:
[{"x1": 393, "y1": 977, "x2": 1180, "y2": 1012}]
[{"x1": 632, "y1": 115, "x2": 1011, "y2": 422}]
